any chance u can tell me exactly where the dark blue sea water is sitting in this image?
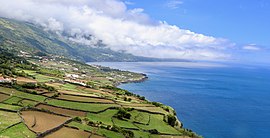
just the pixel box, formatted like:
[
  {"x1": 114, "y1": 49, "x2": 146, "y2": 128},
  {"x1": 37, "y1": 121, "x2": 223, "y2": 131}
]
[{"x1": 89, "y1": 62, "x2": 270, "y2": 138}]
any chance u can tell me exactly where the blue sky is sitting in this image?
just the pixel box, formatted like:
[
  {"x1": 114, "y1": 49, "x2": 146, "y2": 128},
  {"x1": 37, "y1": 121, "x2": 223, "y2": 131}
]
[{"x1": 126, "y1": 0, "x2": 270, "y2": 47}]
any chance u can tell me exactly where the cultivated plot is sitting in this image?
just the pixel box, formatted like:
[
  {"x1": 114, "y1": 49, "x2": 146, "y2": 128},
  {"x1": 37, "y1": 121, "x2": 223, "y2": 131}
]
[{"x1": 20, "y1": 110, "x2": 71, "y2": 133}]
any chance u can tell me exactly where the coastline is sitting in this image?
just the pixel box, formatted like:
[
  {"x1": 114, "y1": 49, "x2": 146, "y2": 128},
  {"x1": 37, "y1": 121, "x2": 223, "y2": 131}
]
[
  {"x1": 115, "y1": 73, "x2": 149, "y2": 86},
  {"x1": 88, "y1": 62, "x2": 201, "y2": 137},
  {"x1": 115, "y1": 71, "x2": 196, "y2": 137}
]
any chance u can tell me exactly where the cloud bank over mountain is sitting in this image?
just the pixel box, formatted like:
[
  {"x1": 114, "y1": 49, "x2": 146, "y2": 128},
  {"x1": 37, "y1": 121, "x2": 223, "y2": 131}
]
[{"x1": 0, "y1": 0, "x2": 234, "y2": 60}]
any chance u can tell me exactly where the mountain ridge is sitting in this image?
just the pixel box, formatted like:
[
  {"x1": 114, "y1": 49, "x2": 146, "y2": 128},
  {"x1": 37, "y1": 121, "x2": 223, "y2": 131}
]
[{"x1": 0, "y1": 17, "x2": 157, "y2": 62}]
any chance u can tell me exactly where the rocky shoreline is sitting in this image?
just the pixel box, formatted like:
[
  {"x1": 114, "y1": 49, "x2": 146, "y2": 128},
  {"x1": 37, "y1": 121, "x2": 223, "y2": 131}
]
[{"x1": 116, "y1": 73, "x2": 148, "y2": 86}]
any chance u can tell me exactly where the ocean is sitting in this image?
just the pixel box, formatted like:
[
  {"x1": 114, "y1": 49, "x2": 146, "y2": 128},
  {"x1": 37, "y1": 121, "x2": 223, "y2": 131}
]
[{"x1": 89, "y1": 62, "x2": 270, "y2": 138}]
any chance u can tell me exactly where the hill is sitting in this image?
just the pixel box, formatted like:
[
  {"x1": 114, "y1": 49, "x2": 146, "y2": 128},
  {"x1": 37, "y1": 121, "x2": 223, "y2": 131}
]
[{"x1": 0, "y1": 17, "x2": 154, "y2": 62}]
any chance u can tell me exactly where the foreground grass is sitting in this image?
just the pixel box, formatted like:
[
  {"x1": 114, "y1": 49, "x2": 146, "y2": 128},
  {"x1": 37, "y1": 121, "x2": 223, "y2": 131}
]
[
  {"x1": 0, "y1": 111, "x2": 21, "y2": 131},
  {"x1": 0, "y1": 122, "x2": 36, "y2": 138}
]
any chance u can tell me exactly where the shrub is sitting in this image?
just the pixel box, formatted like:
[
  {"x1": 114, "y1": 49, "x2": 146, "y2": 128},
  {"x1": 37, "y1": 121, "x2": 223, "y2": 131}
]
[
  {"x1": 122, "y1": 130, "x2": 134, "y2": 138},
  {"x1": 74, "y1": 117, "x2": 82, "y2": 123},
  {"x1": 167, "y1": 114, "x2": 177, "y2": 127},
  {"x1": 149, "y1": 129, "x2": 159, "y2": 134},
  {"x1": 138, "y1": 96, "x2": 145, "y2": 100},
  {"x1": 22, "y1": 83, "x2": 37, "y2": 89},
  {"x1": 115, "y1": 108, "x2": 131, "y2": 120},
  {"x1": 152, "y1": 102, "x2": 162, "y2": 107},
  {"x1": 111, "y1": 125, "x2": 121, "y2": 132}
]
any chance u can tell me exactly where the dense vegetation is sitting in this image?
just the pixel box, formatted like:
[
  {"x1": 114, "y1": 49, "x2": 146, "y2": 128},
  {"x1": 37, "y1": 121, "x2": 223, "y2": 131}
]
[{"x1": 0, "y1": 48, "x2": 35, "y2": 78}]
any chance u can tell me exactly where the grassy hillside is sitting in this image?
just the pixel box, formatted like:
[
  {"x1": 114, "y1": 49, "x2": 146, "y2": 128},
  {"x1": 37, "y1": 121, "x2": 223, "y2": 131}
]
[
  {"x1": 0, "y1": 48, "x2": 200, "y2": 138},
  {"x1": 0, "y1": 17, "x2": 152, "y2": 62}
]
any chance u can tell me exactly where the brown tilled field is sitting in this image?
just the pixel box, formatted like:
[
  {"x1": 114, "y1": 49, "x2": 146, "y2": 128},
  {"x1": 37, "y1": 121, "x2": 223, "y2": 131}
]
[
  {"x1": 57, "y1": 94, "x2": 114, "y2": 103},
  {"x1": 44, "y1": 127, "x2": 92, "y2": 138},
  {"x1": 45, "y1": 83, "x2": 62, "y2": 88},
  {"x1": 0, "y1": 93, "x2": 10, "y2": 102},
  {"x1": 58, "y1": 90, "x2": 99, "y2": 97},
  {"x1": 36, "y1": 104, "x2": 87, "y2": 117},
  {"x1": 16, "y1": 77, "x2": 37, "y2": 83},
  {"x1": 120, "y1": 103, "x2": 156, "y2": 107},
  {"x1": 42, "y1": 92, "x2": 57, "y2": 97},
  {"x1": 21, "y1": 110, "x2": 71, "y2": 133}
]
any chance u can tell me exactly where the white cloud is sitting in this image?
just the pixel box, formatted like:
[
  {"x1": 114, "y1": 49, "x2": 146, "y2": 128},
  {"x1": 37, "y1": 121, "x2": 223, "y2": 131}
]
[
  {"x1": 243, "y1": 44, "x2": 261, "y2": 51},
  {"x1": 166, "y1": 0, "x2": 184, "y2": 9},
  {"x1": 0, "y1": 0, "x2": 232, "y2": 60},
  {"x1": 124, "y1": 1, "x2": 135, "y2": 5}
]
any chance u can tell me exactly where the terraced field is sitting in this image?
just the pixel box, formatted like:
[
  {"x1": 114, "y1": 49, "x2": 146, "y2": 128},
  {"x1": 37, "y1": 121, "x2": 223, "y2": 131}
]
[
  {"x1": 0, "y1": 103, "x2": 22, "y2": 111},
  {"x1": 46, "y1": 99, "x2": 120, "y2": 113},
  {"x1": 0, "y1": 93, "x2": 9, "y2": 102},
  {"x1": 36, "y1": 104, "x2": 87, "y2": 117},
  {"x1": 21, "y1": 110, "x2": 71, "y2": 133},
  {"x1": 0, "y1": 111, "x2": 21, "y2": 131},
  {"x1": 0, "y1": 123, "x2": 36, "y2": 138},
  {"x1": 44, "y1": 127, "x2": 91, "y2": 138},
  {"x1": 57, "y1": 94, "x2": 115, "y2": 103},
  {"x1": 0, "y1": 71, "x2": 198, "y2": 138}
]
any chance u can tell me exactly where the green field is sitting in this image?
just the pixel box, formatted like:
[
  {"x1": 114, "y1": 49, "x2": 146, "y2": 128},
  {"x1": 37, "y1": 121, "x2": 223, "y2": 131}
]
[
  {"x1": 19, "y1": 99, "x2": 38, "y2": 107},
  {"x1": 132, "y1": 130, "x2": 151, "y2": 138},
  {"x1": 67, "y1": 121, "x2": 95, "y2": 131},
  {"x1": 112, "y1": 118, "x2": 138, "y2": 129},
  {"x1": 0, "y1": 103, "x2": 22, "y2": 111},
  {"x1": 67, "y1": 121, "x2": 125, "y2": 138},
  {"x1": 0, "y1": 87, "x2": 46, "y2": 102},
  {"x1": 87, "y1": 109, "x2": 118, "y2": 125},
  {"x1": 21, "y1": 70, "x2": 59, "y2": 83},
  {"x1": 0, "y1": 111, "x2": 21, "y2": 131},
  {"x1": 61, "y1": 83, "x2": 78, "y2": 91},
  {"x1": 3, "y1": 96, "x2": 22, "y2": 105},
  {"x1": 0, "y1": 122, "x2": 36, "y2": 138},
  {"x1": 130, "y1": 110, "x2": 150, "y2": 125},
  {"x1": 136, "y1": 114, "x2": 180, "y2": 134},
  {"x1": 97, "y1": 128, "x2": 125, "y2": 138},
  {"x1": 47, "y1": 99, "x2": 120, "y2": 112}
]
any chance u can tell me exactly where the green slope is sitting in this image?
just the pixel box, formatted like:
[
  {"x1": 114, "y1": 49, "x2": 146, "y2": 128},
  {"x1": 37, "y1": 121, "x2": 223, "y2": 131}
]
[{"x1": 0, "y1": 17, "x2": 152, "y2": 62}]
